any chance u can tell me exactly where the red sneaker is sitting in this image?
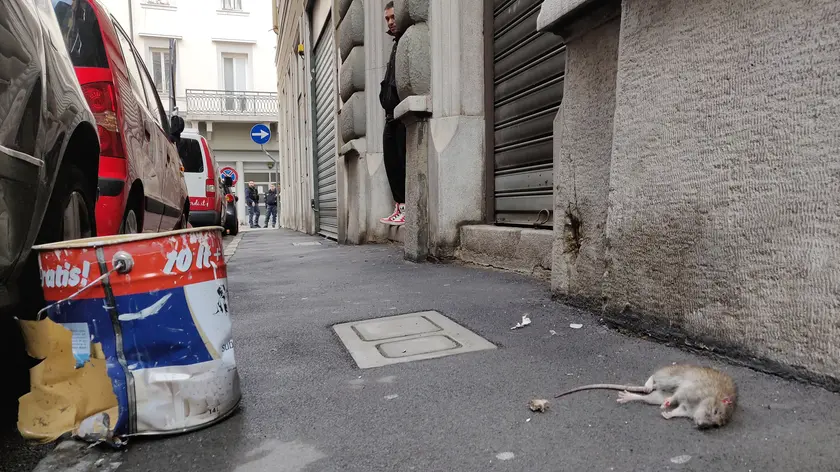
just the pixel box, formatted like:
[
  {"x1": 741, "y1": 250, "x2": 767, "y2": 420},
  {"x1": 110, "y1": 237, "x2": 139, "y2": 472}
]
[
  {"x1": 379, "y1": 203, "x2": 400, "y2": 225},
  {"x1": 380, "y1": 203, "x2": 405, "y2": 226}
]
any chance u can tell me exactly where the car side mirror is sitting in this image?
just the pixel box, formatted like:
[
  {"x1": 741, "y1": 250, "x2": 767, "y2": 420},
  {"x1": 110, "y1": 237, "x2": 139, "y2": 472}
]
[
  {"x1": 234, "y1": 196, "x2": 239, "y2": 202},
  {"x1": 224, "y1": 176, "x2": 234, "y2": 187}
]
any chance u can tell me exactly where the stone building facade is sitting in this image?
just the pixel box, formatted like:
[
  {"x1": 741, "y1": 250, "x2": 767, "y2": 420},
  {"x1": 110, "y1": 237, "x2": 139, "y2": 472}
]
[{"x1": 274, "y1": 0, "x2": 840, "y2": 390}]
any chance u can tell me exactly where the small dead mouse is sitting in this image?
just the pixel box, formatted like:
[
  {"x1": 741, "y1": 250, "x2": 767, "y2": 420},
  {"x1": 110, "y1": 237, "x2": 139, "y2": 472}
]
[{"x1": 553, "y1": 364, "x2": 737, "y2": 429}]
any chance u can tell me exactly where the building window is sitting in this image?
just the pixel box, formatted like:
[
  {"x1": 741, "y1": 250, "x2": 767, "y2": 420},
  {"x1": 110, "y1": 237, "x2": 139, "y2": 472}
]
[
  {"x1": 222, "y1": 53, "x2": 248, "y2": 111},
  {"x1": 150, "y1": 48, "x2": 172, "y2": 93},
  {"x1": 221, "y1": 0, "x2": 242, "y2": 10}
]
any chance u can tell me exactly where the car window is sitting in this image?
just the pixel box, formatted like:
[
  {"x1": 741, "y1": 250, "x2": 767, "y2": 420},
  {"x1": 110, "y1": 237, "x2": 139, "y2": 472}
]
[
  {"x1": 113, "y1": 23, "x2": 149, "y2": 109},
  {"x1": 178, "y1": 138, "x2": 204, "y2": 173},
  {"x1": 52, "y1": 0, "x2": 109, "y2": 68}
]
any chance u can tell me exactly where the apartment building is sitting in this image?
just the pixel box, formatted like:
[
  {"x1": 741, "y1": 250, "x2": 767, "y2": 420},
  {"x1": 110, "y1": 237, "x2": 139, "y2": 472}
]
[{"x1": 101, "y1": 0, "x2": 281, "y2": 222}]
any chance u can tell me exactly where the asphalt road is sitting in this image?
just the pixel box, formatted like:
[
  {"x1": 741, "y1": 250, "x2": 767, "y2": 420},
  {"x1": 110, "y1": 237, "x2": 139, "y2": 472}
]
[{"x1": 23, "y1": 230, "x2": 840, "y2": 471}]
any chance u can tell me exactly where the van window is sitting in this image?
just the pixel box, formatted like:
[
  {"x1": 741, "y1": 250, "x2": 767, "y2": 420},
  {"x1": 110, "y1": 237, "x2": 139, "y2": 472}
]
[
  {"x1": 52, "y1": 0, "x2": 109, "y2": 68},
  {"x1": 178, "y1": 138, "x2": 204, "y2": 173}
]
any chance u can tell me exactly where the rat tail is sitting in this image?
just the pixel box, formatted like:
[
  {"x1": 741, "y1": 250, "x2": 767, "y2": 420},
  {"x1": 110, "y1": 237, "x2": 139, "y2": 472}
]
[{"x1": 554, "y1": 384, "x2": 649, "y2": 398}]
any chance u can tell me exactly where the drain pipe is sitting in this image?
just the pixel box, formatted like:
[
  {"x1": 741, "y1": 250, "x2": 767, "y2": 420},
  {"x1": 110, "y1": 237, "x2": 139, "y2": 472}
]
[{"x1": 127, "y1": 0, "x2": 134, "y2": 39}]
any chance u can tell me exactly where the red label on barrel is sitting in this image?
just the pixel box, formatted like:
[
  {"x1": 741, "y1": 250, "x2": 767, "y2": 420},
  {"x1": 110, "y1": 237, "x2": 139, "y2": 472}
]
[{"x1": 39, "y1": 231, "x2": 227, "y2": 301}]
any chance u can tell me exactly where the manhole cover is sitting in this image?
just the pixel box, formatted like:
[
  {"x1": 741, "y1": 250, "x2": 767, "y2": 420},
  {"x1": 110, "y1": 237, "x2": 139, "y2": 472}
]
[{"x1": 333, "y1": 311, "x2": 496, "y2": 368}]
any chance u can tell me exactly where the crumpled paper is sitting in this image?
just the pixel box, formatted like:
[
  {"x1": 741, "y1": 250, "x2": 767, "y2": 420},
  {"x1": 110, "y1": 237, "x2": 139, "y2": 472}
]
[{"x1": 510, "y1": 315, "x2": 531, "y2": 330}]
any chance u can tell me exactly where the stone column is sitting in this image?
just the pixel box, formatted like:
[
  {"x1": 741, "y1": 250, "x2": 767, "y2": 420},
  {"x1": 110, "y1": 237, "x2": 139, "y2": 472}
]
[
  {"x1": 393, "y1": 0, "x2": 485, "y2": 259},
  {"x1": 395, "y1": 97, "x2": 432, "y2": 261},
  {"x1": 337, "y1": 0, "x2": 365, "y2": 243},
  {"x1": 537, "y1": 0, "x2": 622, "y2": 310},
  {"x1": 393, "y1": 0, "x2": 432, "y2": 259},
  {"x1": 426, "y1": 0, "x2": 485, "y2": 258}
]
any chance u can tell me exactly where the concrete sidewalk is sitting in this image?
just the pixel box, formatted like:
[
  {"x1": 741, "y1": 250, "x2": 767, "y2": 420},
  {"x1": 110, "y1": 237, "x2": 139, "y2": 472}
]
[{"x1": 27, "y1": 230, "x2": 840, "y2": 471}]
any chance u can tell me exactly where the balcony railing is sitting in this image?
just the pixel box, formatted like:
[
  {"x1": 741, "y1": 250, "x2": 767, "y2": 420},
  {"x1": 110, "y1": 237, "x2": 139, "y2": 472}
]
[{"x1": 185, "y1": 89, "x2": 279, "y2": 120}]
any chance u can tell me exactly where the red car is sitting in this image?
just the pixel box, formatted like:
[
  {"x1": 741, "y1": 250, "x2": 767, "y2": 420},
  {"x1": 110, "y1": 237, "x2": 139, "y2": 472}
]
[{"x1": 52, "y1": 0, "x2": 188, "y2": 235}]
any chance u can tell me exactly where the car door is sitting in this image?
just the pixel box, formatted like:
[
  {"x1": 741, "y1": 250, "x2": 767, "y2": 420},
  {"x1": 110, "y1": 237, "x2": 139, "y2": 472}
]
[
  {"x1": 132, "y1": 45, "x2": 182, "y2": 230},
  {"x1": 112, "y1": 22, "x2": 163, "y2": 231},
  {"x1": 0, "y1": 0, "x2": 44, "y2": 284}
]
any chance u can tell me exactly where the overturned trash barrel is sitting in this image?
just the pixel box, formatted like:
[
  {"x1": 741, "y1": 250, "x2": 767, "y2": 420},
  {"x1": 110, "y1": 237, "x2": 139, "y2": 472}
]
[{"x1": 18, "y1": 227, "x2": 240, "y2": 446}]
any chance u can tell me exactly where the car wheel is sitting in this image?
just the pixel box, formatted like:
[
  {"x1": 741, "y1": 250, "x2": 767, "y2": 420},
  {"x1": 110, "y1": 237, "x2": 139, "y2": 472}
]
[
  {"x1": 42, "y1": 165, "x2": 95, "y2": 242},
  {"x1": 227, "y1": 218, "x2": 239, "y2": 236},
  {"x1": 61, "y1": 190, "x2": 93, "y2": 240},
  {"x1": 19, "y1": 164, "x2": 95, "y2": 318},
  {"x1": 120, "y1": 208, "x2": 139, "y2": 234}
]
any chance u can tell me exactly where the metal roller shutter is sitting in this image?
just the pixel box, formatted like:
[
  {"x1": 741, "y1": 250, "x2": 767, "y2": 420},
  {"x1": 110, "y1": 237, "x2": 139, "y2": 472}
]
[
  {"x1": 492, "y1": 0, "x2": 565, "y2": 227},
  {"x1": 313, "y1": 17, "x2": 338, "y2": 239}
]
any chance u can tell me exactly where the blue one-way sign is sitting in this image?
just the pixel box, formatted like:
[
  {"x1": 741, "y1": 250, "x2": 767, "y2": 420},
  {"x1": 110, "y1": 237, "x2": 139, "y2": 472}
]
[{"x1": 250, "y1": 123, "x2": 271, "y2": 145}]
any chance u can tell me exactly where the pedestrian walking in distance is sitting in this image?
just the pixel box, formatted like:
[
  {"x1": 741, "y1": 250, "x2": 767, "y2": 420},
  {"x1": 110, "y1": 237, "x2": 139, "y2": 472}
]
[
  {"x1": 378, "y1": 1, "x2": 406, "y2": 226},
  {"x1": 264, "y1": 184, "x2": 278, "y2": 228},
  {"x1": 245, "y1": 181, "x2": 260, "y2": 228}
]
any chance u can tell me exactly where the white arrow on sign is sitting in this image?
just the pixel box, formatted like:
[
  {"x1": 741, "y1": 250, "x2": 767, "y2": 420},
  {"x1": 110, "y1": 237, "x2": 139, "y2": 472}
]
[{"x1": 251, "y1": 129, "x2": 269, "y2": 139}]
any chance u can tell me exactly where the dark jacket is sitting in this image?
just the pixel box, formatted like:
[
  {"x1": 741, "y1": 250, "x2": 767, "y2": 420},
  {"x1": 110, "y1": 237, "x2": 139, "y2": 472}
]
[
  {"x1": 246, "y1": 186, "x2": 259, "y2": 204},
  {"x1": 379, "y1": 30, "x2": 403, "y2": 119},
  {"x1": 265, "y1": 189, "x2": 277, "y2": 206}
]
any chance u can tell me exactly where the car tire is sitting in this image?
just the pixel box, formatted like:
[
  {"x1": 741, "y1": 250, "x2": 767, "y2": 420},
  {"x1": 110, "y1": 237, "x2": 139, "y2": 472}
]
[
  {"x1": 120, "y1": 208, "x2": 140, "y2": 234},
  {"x1": 19, "y1": 164, "x2": 96, "y2": 317},
  {"x1": 227, "y1": 218, "x2": 239, "y2": 236},
  {"x1": 41, "y1": 165, "x2": 96, "y2": 242},
  {"x1": 178, "y1": 207, "x2": 188, "y2": 230}
]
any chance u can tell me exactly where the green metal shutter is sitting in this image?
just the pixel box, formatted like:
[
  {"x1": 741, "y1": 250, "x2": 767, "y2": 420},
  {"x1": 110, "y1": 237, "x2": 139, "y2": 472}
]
[
  {"x1": 313, "y1": 17, "x2": 338, "y2": 239},
  {"x1": 492, "y1": 0, "x2": 565, "y2": 227}
]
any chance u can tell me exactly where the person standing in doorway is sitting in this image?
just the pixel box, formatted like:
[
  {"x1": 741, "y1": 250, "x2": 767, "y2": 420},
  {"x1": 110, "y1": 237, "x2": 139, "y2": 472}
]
[
  {"x1": 246, "y1": 181, "x2": 260, "y2": 228},
  {"x1": 378, "y1": 1, "x2": 406, "y2": 226},
  {"x1": 264, "y1": 184, "x2": 278, "y2": 228}
]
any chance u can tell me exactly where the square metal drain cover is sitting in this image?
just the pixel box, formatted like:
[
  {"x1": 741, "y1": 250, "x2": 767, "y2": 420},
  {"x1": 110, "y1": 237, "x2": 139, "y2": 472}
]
[
  {"x1": 333, "y1": 311, "x2": 496, "y2": 368},
  {"x1": 293, "y1": 241, "x2": 322, "y2": 246}
]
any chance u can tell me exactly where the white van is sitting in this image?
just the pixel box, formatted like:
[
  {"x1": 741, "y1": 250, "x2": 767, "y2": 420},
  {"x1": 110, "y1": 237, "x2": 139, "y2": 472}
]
[{"x1": 179, "y1": 129, "x2": 226, "y2": 228}]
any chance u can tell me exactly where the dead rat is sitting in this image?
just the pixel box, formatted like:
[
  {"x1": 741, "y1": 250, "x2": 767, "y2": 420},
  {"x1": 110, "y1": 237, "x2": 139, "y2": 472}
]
[{"x1": 553, "y1": 364, "x2": 737, "y2": 429}]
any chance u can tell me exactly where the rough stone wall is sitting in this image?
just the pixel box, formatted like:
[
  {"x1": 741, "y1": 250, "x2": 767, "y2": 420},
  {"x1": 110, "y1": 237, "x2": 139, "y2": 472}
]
[
  {"x1": 364, "y1": 0, "x2": 399, "y2": 242},
  {"x1": 552, "y1": 16, "x2": 620, "y2": 309},
  {"x1": 605, "y1": 0, "x2": 840, "y2": 383},
  {"x1": 394, "y1": 0, "x2": 431, "y2": 98},
  {"x1": 338, "y1": 0, "x2": 366, "y2": 143}
]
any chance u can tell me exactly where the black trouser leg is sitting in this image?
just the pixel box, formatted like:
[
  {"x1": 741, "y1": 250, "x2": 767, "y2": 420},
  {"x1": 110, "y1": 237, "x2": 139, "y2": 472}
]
[{"x1": 383, "y1": 119, "x2": 406, "y2": 204}]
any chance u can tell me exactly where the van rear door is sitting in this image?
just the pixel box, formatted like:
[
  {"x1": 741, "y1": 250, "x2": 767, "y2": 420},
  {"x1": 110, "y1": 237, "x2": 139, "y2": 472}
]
[{"x1": 180, "y1": 137, "x2": 208, "y2": 206}]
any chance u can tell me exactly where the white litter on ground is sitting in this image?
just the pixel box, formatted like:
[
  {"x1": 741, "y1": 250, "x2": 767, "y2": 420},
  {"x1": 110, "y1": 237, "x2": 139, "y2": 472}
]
[
  {"x1": 569, "y1": 323, "x2": 583, "y2": 329},
  {"x1": 510, "y1": 315, "x2": 531, "y2": 330},
  {"x1": 670, "y1": 455, "x2": 692, "y2": 464}
]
